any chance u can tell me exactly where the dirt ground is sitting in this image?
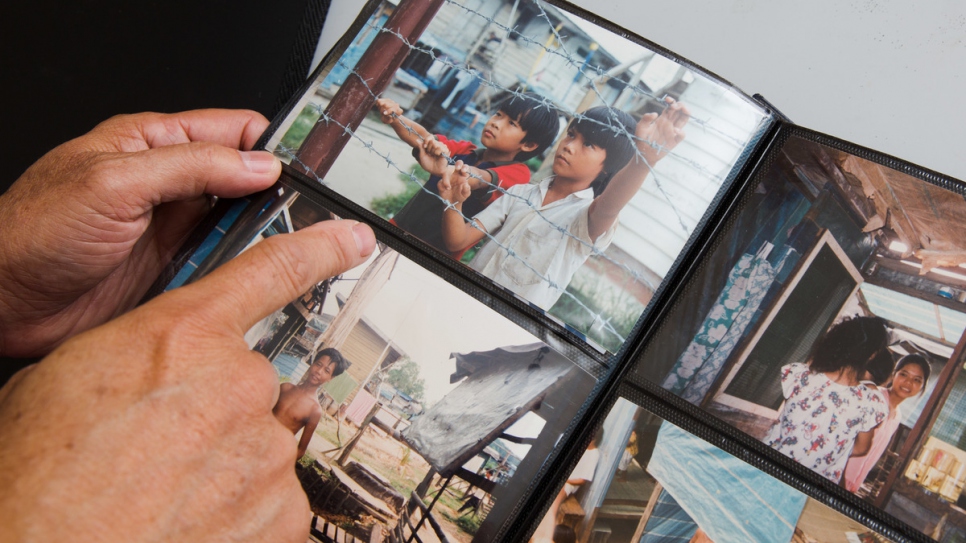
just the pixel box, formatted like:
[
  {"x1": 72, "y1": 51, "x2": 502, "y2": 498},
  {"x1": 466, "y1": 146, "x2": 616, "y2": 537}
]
[{"x1": 303, "y1": 412, "x2": 481, "y2": 543}]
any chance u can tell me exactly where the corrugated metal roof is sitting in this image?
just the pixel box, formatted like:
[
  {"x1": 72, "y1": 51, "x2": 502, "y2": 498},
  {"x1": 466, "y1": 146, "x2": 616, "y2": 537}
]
[{"x1": 861, "y1": 283, "x2": 966, "y2": 342}]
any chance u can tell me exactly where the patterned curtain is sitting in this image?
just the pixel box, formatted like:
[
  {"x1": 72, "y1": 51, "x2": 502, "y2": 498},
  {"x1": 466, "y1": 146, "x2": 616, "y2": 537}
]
[{"x1": 661, "y1": 243, "x2": 786, "y2": 405}]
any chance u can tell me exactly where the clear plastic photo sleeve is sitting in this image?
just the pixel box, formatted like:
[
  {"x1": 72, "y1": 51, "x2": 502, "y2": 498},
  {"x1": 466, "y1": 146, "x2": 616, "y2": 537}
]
[
  {"x1": 531, "y1": 395, "x2": 897, "y2": 543},
  {"x1": 160, "y1": 191, "x2": 603, "y2": 542},
  {"x1": 633, "y1": 128, "x2": 966, "y2": 542},
  {"x1": 258, "y1": 0, "x2": 774, "y2": 354}
]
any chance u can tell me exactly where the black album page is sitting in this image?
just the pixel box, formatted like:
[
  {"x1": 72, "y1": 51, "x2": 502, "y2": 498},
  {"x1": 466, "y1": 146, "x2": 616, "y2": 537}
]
[{"x1": 147, "y1": 0, "x2": 966, "y2": 542}]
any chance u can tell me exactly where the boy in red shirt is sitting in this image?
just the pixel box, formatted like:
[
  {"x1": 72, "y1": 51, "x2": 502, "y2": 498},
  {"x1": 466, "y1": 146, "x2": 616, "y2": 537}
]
[
  {"x1": 438, "y1": 99, "x2": 689, "y2": 310},
  {"x1": 375, "y1": 92, "x2": 559, "y2": 255}
]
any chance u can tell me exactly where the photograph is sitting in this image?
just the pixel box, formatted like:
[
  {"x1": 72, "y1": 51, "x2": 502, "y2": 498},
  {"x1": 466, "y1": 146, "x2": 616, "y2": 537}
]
[
  {"x1": 263, "y1": 0, "x2": 772, "y2": 352},
  {"x1": 165, "y1": 194, "x2": 598, "y2": 543},
  {"x1": 637, "y1": 134, "x2": 966, "y2": 542},
  {"x1": 530, "y1": 397, "x2": 895, "y2": 543}
]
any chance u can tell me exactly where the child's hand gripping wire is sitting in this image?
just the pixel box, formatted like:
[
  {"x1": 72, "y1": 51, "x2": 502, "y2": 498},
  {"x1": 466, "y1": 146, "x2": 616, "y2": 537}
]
[
  {"x1": 416, "y1": 135, "x2": 453, "y2": 177},
  {"x1": 633, "y1": 96, "x2": 690, "y2": 168},
  {"x1": 437, "y1": 159, "x2": 473, "y2": 208}
]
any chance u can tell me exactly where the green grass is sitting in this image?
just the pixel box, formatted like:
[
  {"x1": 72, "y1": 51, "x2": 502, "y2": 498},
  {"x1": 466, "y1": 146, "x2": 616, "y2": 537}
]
[
  {"x1": 370, "y1": 164, "x2": 430, "y2": 219},
  {"x1": 549, "y1": 270, "x2": 644, "y2": 352},
  {"x1": 307, "y1": 418, "x2": 427, "y2": 499},
  {"x1": 441, "y1": 509, "x2": 483, "y2": 535},
  {"x1": 278, "y1": 104, "x2": 323, "y2": 152}
]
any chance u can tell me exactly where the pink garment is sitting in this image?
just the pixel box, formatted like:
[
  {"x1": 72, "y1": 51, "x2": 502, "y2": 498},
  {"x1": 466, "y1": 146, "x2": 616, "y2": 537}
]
[
  {"x1": 344, "y1": 390, "x2": 378, "y2": 426},
  {"x1": 843, "y1": 388, "x2": 900, "y2": 492}
]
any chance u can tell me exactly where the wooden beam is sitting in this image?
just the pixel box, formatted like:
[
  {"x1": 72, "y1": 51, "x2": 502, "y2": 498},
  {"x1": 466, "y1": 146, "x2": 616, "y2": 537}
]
[
  {"x1": 337, "y1": 402, "x2": 382, "y2": 466},
  {"x1": 629, "y1": 482, "x2": 663, "y2": 543},
  {"x1": 866, "y1": 263, "x2": 966, "y2": 313},
  {"x1": 917, "y1": 249, "x2": 966, "y2": 274},
  {"x1": 497, "y1": 433, "x2": 540, "y2": 446},
  {"x1": 407, "y1": 475, "x2": 452, "y2": 543},
  {"x1": 453, "y1": 467, "x2": 496, "y2": 495},
  {"x1": 838, "y1": 155, "x2": 920, "y2": 256},
  {"x1": 409, "y1": 492, "x2": 451, "y2": 543},
  {"x1": 872, "y1": 253, "x2": 966, "y2": 290}
]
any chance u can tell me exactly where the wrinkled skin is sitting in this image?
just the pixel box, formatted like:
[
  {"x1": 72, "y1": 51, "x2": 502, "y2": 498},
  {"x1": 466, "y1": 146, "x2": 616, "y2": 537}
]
[
  {"x1": 0, "y1": 109, "x2": 281, "y2": 357},
  {"x1": 0, "y1": 109, "x2": 378, "y2": 541}
]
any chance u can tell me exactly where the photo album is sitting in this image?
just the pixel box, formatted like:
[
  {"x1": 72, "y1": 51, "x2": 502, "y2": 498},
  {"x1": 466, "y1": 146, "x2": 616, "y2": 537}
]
[{"x1": 151, "y1": 0, "x2": 966, "y2": 541}]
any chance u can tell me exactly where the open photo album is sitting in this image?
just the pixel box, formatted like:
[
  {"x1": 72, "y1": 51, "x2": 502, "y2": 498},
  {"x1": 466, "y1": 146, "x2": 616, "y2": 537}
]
[{"x1": 151, "y1": 0, "x2": 965, "y2": 541}]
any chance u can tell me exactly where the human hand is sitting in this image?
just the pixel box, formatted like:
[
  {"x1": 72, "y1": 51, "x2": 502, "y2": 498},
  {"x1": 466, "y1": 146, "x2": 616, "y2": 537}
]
[
  {"x1": 0, "y1": 109, "x2": 281, "y2": 357},
  {"x1": 375, "y1": 97, "x2": 403, "y2": 124},
  {"x1": 634, "y1": 97, "x2": 689, "y2": 168},
  {"x1": 438, "y1": 160, "x2": 472, "y2": 206},
  {"x1": 0, "y1": 218, "x2": 377, "y2": 542},
  {"x1": 416, "y1": 135, "x2": 452, "y2": 176}
]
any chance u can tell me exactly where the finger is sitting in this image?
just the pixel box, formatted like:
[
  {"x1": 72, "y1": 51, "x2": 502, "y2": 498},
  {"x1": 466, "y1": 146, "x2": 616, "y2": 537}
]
[
  {"x1": 131, "y1": 109, "x2": 271, "y2": 151},
  {"x1": 660, "y1": 100, "x2": 688, "y2": 127},
  {"x1": 99, "y1": 142, "x2": 281, "y2": 215},
  {"x1": 181, "y1": 220, "x2": 376, "y2": 334},
  {"x1": 95, "y1": 110, "x2": 270, "y2": 153},
  {"x1": 637, "y1": 113, "x2": 659, "y2": 141},
  {"x1": 673, "y1": 103, "x2": 691, "y2": 129}
]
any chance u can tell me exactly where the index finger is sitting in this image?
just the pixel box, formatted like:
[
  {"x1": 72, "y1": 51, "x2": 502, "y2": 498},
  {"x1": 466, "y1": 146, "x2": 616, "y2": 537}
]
[
  {"x1": 176, "y1": 220, "x2": 377, "y2": 335},
  {"x1": 132, "y1": 109, "x2": 270, "y2": 151},
  {"x1": 665, "y1": 101, "x2": 690, "y2": 129}
]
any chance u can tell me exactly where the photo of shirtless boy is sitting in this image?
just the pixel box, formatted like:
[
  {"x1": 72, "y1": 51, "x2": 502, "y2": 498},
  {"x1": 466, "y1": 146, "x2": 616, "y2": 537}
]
[{"x1": 272, "y1": 348, "x2": 349, "y2": 458}]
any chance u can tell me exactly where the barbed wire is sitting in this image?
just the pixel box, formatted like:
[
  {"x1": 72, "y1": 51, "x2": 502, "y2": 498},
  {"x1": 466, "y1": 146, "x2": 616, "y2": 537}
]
[
  {"x1": 306, "y1": 55, "x2": 671, "y2": 294},
  {"x1": 304, "y1": 65, "x2": 668, "y2": 297},
  {"x1": 358, "y1": 18, "x2": 729, "y2": 195},
  {"x1": 328, "y1": 46, "x2": 696, "y2": 238},
  {"x1": 274, "y1": 0, "x2": 765, "y2": 347},
  {"x1": 441, "y1": 0, "x2": 749, "y2": 149},
  {"x1": 277, "y1": 89, "x2": 638, "y2": 342}
]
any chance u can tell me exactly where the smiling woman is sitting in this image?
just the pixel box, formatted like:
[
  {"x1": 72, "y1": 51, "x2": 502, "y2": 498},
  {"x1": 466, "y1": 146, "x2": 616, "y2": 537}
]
[{"x1": 844, "y1": 354, "x2": 930, "y2": 493}]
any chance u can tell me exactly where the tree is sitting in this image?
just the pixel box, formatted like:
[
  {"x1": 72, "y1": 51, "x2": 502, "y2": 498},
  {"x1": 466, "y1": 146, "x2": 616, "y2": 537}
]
[{"x1": 385, "y1": 358, "x2": 425, "y2": 402}]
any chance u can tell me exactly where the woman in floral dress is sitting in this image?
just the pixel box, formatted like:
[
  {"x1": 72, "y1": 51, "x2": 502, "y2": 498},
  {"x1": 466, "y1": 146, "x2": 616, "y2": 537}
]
[{"x1": 765, "y1": 316, "x2": 892, "y2": 482}]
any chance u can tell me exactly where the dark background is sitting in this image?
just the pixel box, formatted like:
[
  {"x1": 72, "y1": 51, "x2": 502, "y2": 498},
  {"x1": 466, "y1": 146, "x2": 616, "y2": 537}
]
[{"x1": 1, "y1": 0, "x2": 329, "y2": 379}]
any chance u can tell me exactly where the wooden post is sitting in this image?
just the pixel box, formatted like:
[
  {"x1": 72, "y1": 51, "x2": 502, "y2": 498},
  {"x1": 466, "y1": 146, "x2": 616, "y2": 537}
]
[
  {"x1": 337, "y1": 402, "x2": 382, "y2": 466},
  {"x1": 413, "y1": 468, "x2": 438, "y2": 502},
  {"x1": 407, "y1": 475, "x2": 453, "y2": 543},
  {"x1": 408, "y1": 492, "x2": 452, "y2": 543},
  {"x1": 629, "y1": 483, "x2": 663, "y2": 543},
  {"x1": 315, "y1": 248, "x2": 399, "y2": 352},
  {"x1": 296, "y1": 0, "x2": 446, "y2": 175}
]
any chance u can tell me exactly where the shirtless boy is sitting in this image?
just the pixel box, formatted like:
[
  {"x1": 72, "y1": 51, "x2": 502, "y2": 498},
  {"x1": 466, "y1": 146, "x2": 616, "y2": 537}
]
[{"x1": 272, "y1": 347, "x2": 349, "y2": 458}]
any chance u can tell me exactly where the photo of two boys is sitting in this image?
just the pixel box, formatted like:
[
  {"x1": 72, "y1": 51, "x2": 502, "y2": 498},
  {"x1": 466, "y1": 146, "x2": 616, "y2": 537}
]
[{"x1": 268, "y1": 0, "x2": 771, "y2": 353}]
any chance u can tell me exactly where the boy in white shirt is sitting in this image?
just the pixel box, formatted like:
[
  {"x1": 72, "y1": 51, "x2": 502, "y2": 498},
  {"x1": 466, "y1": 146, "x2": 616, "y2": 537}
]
[{"x1": 438, "y1": 98, "x2": 689, "y2": 309}]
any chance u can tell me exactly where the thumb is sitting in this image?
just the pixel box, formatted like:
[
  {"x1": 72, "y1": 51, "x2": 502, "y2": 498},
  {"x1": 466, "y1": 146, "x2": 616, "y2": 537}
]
[{"x1": 173, "y1": 220, "x2": 377, "y2": 335}]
